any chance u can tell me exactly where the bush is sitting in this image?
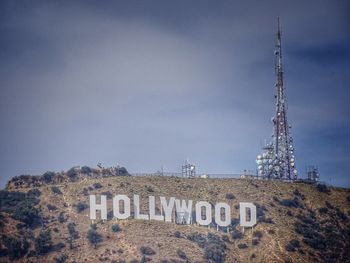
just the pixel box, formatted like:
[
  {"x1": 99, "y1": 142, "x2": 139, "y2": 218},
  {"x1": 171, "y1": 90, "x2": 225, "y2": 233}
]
[
  {"x1": 238, "y1": 243, "x2": 248, "y2": 249},
  {"x1": 47, "y1": 204, "x2": 57, "y2": 211},
  {"x1": 93, "y1": 183, "x2": 103, "y2": 189},
  {"x1": 58, "y1": 212, "x2": 65, "y2": 223},
  {"x1": 68, "y1": 223, "x2": 79, "y2": 239},
  {"x1": 272, "y1": 196, "x2": 280, "y2": 202},
  {"x1": 287, "y1": 210, "x2": 293, "y2": 216},
  {"x1": 325, "y1": 201, "x2": 334, "y2": 209},
  {"x1": 0, "y1": 190, "x2": 42, "y2": 228},
  {"x1": 187, "y1": 232, "x2": 206, "y2": 248},
  {"x1": 116, "y1": 167, "x2": 129, "y2": 176},
  {"x1": 222, "y1": 235, "x2": 230, "y2": 243},
  {"x1": 87, "y1": 229, "x2": 102, "y2": 248},
  {"x1": 293, "y1": 189, "x2": 305, "y2": 200},
  {"x1": 225, "y1": 193, "x2": 235, "y2": 200},
  {"x1": 3, "y1": 236, "x2": 29, "y2": 259},
  {"x1": 146, "y1": 186, "x2": 154, "y2": 192},
  {"x1": 43, "y1": 171, "x2": 55, "y2": 183},
  {"x1": 252, "y1": 239, "x2": 259, "y2": 246},
  {"x1": 176, "y1": 249, "x2": 187, "y2": 259},
  {"x1": 81, "y1": 166, "x2": 93, "y2": 174},
  {"x1": 174, "y1": 231, "x2": 181, "y2": 238},
  {"x1": 12, "y1": 203, "x2": 41, "y2": 227},
  {"x1": 51, "y1": 186, "x2": 62, "y2": 195},
  {"x1": 316, "y1": 184, "x2": 330, "y2": 193},
  {"x1": 318, "y1": 207, "x2": 328, "y2": 214},
  {"x1": 204, "y1": 233, "x2": 226, "y2": 263},
  {"x1": 112, "y1": 224, "x2": 121, "y2": 232},
  {"x1": 28, "y1": 188, "x2": 41, "y2": 196},
  {"x1": 67, "y1": 168, "x2": 78, "y2": 181},
  {"x1": 75, "y1": 202, "x2": 88, "y2": 213},
  {"x1": 140, "y1": 246, "x2": 156, "y2": 255},
  {"x1": 54, "y1": 254, "x2": 68, "y2": 263},
  {"x1": 68, "y1": 223, "x2": 79, "y2": 249},
  {"x1": 286, "y1": 239, "x2": 300, "y2": 252},
  {"x1": 253, "y1": 230, "x2": 263, "y2": 239},
  {"x1": 280, "y1": 198, "x2": 303, "y2": 209},
  {"x1": 231, "y1": 230, "x2": 243, "y2": 239},
  {"x1": 35, "y1": 230, "x2": 53, "y2": 255}
]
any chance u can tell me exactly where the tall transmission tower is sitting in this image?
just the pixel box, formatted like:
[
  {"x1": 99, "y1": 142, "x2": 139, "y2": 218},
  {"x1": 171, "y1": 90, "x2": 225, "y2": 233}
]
[{"x1": 256, "y1": 18, "x2": 298, "y2": 180}]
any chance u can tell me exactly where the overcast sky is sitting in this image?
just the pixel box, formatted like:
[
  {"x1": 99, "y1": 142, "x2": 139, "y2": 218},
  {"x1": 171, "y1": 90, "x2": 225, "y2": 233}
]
[{"x1": 1, "y1": 0, "x2": 349, "y2": 188}]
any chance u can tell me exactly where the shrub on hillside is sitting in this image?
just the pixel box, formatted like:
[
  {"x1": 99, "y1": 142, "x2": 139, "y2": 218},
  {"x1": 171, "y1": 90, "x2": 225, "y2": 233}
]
[
  {"x1": 253, "y1": 230, "x2": 263, "y2": 239},
  {"x1": 204, "y1": 233, "x2": 226, "y2": 263},
  {"x1": 75, "y1": 202, "x2": 88, "y2": 213},
  {"x1": 0, "y1": 190, "x2": 42, "y2": 227},
  {"x1": 293, "y1": 189, "x2": 305, "y2": 200},
  {"x1": 28, "y1": 188, "x2": 41, "y2": 196},
  {"x1": 280, "y1": 198, "x2": 303, "y2": 209},
  {"x1": 318, "y1": 207, "x2": 328, "y2": 214},
  {"x1": 51, "y1": 186, "x2": 62, "y2": 195},
  {"x1": 238, "y1": 243, "x2": 248, "y2": 249},
  {"x1": 67, "y1": 168, "x2": 78, "y2": 181},
  {"x1": 81, "y1": 166, "x2": 93, "y2": 174},
  {"x1": 325, "y1": 201, "x2": 334, "y2": 209},
  {"x1": 43, "y1": 171, "x2": 55, "y2": 183},
  {"x1": 316, "y1": 184, "x2": 330, "y2": 193},
  {"x1": 222, "y1": 235, "x2": 230, "y2": 243},
  {"x1": 174, "y1": 231, "x2": 181, "y2": 238},
  {"x1": 112, "y1": 224, "x2": 121, "y2": 232},
  {"x1": 87, "y1": 229, "x2": 102, "y2": 249},
  {"x1": 187, "y1": 232, "x2": 206, "y2": 248},
  {"x1": 58, "y1": 212, "x2": 65, "y2": 223},
  {"x1": 93, "y1": 183, "x2": 103, "y2": 189},
  {"x1": 176, "y1": 249, "x2": 187, "y2": 259},
  {"x1": 140, "y1": 246, "x2": 156, "y2": 256},
  {"x1": 231, "y1": 230, "x2": 243, "y2": 239},
  {"x1": 35, "y1": 230, "x2": 53, "y2": 255},
  {"x1": 68, "y1": 223, "x2": 79, "y2": 239},
  {"x1": 252, "y1": 239, "x2": 259, "y2": 246},
  {"x1": 146, "y1": 186, "x2": 154, "y2": 192},
  {"x1": 47, "y1": 204, "x2": 57, "y2": 211},
  {"x1": 12, "y1": 203, "x2": 41, "y2": 227},
  {"x1": 225, "y1": 193, "x2": 235, "y2": 200},
  {"x1": 67, "y1": 223, "x2": 79, "y2": 249},
  {"x1": 3, "y1": 236, "x2": 29, "y2": 260},
  {"x1": 286, "y1": 239, "x2": 300, "y2": 252},
  {"x1": 54, "y1": 254, "x2": 68, "y2": 263}
]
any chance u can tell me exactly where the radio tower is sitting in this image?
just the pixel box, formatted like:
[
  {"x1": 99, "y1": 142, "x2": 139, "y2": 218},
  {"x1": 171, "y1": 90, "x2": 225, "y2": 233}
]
[{"x1": 256, "y1": 18, "x2": 298, "y2": 180}]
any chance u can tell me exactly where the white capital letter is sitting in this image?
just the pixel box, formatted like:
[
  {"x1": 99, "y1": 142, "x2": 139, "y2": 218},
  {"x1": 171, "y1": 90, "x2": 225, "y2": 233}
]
[
  {"x1": 113, "y1": 195, "x2": 130, "y2": 219},
  {"x1": 133, "y1": 194, "x2": 149, "y2": 220},
  {"x1": 215, "y1": 202, "x2": 231, "y2": 227},
  {"x1": 240, "y1": 202, "x2": 257, "y2": 227},
  {"x1": 149, "y1": 196, "x2": 164, "y2": 221},
  {"x1": 160, "y1": 196, "x2": 175, "y2": 222},
  {"x1": 195, "y1": 201, "x2": 212, "y2": 226},
  {"x1": 89, "y1": 195, "x2": 107, "y2": 220},
  {"x1": 175, "y1": 199, "x2": 193, "y2": 224}
]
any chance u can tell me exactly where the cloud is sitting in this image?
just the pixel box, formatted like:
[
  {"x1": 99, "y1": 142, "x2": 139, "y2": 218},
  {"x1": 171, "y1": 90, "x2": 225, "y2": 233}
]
[{"x1": 0, "y1": 0, "x2": 349, "y2": 187}]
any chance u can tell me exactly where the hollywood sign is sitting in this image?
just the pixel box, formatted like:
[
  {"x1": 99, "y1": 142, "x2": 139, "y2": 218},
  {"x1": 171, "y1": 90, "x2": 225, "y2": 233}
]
[{"x1": 90, "y1": 194, "x2": 257, "y2": 227}]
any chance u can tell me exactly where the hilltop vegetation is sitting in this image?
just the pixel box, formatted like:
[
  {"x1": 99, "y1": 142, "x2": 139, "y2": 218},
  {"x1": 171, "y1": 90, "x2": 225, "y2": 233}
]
[{"x1": 0, "y1": 169, "x2": 350, "y2": 262}]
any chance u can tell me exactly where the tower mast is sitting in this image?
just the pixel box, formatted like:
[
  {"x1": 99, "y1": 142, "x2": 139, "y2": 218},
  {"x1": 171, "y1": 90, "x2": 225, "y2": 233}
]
[{"x1": 256, "y1": 18, "x2": 297, "y2": 180}]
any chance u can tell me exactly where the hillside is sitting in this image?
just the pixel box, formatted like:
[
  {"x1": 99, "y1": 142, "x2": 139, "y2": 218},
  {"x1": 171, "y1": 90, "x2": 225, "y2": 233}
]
[{"x1": 1, "y1": 170, "x2": 350, "y2": 263}]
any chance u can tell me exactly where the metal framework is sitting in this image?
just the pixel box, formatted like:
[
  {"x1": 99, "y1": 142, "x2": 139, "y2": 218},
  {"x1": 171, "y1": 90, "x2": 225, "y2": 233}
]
[
  {"x1": 182, "y1": 159, "x2": 196, "y2": 178},
  {"x1": 256, "y1": 18, "x2": 297, "y2": 180}
]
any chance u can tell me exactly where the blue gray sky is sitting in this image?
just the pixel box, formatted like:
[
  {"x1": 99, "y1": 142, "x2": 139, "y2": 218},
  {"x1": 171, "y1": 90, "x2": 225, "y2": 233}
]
[{"x1": 1, "y1": 0, "x2": 349, "y2": 188}]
